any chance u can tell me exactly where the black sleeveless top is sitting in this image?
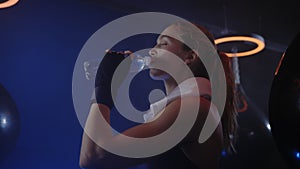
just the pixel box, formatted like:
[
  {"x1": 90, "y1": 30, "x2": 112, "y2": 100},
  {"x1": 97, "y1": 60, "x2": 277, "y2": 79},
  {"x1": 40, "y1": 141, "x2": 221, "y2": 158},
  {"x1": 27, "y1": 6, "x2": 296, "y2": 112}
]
[
  {"x1": 145, "y1": 145, "x2": 201, "y2": 169},
  {"x1": 144, "y1": 95, "x2": 211, "y2": 169}
]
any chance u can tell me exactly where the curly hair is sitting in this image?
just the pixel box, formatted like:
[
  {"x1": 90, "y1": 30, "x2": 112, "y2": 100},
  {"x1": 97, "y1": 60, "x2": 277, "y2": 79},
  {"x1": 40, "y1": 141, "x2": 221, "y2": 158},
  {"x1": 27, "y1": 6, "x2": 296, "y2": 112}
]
[{"x1": 174, "y1": 21, "x2": 239, "y2": 153}]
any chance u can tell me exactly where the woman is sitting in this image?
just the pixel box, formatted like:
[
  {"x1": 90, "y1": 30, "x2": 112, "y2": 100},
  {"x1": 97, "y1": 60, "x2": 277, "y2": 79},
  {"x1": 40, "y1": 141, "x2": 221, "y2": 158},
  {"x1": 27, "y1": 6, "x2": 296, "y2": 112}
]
[{"x1": 79, "y1": 22, "x2": 238, "y2": 169}]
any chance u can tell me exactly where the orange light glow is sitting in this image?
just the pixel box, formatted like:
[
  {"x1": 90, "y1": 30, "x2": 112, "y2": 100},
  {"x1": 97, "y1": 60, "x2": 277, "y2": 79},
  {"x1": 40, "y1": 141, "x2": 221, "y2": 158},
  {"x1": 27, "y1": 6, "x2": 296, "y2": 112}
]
[
  {"x1": 214, "y1": 35, "x2": 265, "y2": 57},
  {"x1": 0, "y1": 0, "x2": 19, "y2": 9}
]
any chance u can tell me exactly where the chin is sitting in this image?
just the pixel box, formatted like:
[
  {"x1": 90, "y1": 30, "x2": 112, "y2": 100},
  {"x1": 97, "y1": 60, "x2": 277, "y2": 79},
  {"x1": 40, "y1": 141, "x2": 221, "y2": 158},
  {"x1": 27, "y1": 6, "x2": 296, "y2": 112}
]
[{"x1": 149, "y1": 69, "x2": 170, "y2": 80}]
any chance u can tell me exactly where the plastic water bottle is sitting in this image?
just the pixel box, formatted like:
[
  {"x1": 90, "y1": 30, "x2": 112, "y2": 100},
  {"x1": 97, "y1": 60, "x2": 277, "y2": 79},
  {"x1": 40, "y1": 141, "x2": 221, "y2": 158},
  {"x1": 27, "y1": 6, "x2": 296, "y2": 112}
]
[
  {"x1": 110, "y1": 50, "x2": 151, "y2": 73},
  {"x1": 83, "y1": 50, "x2": 151, "y2": 80},
  {"x1": 129, "y1": 54, "x2": 151, "y2": 73}
]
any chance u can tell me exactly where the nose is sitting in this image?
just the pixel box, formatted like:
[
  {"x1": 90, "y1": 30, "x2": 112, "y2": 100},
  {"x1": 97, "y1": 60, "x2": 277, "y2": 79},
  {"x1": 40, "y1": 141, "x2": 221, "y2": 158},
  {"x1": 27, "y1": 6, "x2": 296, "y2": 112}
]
[{"x1": 148, "y1": 47, "x2": 157, "y2": 57}]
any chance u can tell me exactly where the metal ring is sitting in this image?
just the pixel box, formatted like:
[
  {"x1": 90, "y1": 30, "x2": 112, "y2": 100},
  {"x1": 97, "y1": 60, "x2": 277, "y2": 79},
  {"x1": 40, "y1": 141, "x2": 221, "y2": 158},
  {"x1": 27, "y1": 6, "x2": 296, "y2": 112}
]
[
  {"x1": 0, "y1": 0, "x2": 19, "y2": 9},
  {"x1": 215, "y1": 35, "x2": 265, "y2": 57}
]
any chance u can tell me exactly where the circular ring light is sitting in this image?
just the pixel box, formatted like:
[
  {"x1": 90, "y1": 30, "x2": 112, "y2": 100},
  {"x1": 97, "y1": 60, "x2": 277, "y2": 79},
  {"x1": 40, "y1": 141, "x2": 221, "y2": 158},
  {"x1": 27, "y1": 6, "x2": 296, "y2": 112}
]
[
  {"x1": 0, "y1": 0, "x2": 19, "y2": 9},
  {"x1": 215, "y1": 34, "x2": 265, "y2": 57}
]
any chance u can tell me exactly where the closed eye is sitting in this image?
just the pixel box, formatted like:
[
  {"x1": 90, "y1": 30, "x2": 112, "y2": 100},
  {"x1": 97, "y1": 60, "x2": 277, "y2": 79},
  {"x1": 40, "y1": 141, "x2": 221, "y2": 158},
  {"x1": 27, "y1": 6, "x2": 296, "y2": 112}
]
[
  {"x1": 156, "y1": 35, "x2": 170, "y2": 47},
  {"x1": 156, "y1": 41, "x2": 167, "y2": 47},
  {"x1": 159, "y1": 42, "x2": 167, "y2": 46}
]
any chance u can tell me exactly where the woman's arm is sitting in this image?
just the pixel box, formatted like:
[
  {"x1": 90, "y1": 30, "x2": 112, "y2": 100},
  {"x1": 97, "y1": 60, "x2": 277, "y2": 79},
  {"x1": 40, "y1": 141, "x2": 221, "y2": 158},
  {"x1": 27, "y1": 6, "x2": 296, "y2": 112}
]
[
  {"x1": 79, "y1": 103, "x2": 156, "y2": 169},
  {"x1": 79, "y1": 92, "x2": 217, "y2": 169},
  {"x1": 79, "y1": 103, "x2": 110, "y2": 168},
  {"x1": 79, "y1": 96, "x2": 202, "y2": 169}
]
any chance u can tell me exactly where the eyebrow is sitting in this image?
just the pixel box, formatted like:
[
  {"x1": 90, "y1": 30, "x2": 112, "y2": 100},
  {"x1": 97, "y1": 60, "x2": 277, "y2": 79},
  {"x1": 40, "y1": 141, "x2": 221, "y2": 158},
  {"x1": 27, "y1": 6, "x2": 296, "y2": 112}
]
[
  {"x1": 157, "y1": 35, "x2": 175, "y2": 44},
  {"x1": 157, "y1": 35, "x2": 168, "y2": 41},
  {"x1": 159, "y1": 35, "x2": 169, "y2": 39}
]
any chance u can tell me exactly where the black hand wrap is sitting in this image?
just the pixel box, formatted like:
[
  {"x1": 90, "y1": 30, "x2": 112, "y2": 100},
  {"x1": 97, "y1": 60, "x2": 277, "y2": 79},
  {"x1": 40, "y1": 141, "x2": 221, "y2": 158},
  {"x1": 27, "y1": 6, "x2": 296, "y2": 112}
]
[{"x1": 94, "y1": 50, "x2": 132, "y2": 109}]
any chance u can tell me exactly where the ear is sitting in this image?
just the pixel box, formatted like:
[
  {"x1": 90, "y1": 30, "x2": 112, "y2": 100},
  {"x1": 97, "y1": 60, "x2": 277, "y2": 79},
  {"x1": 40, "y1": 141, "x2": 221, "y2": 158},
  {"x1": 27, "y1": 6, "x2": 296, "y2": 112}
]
[{"x1": 184, "y1": 49, "x2": 199, "y2": 65}]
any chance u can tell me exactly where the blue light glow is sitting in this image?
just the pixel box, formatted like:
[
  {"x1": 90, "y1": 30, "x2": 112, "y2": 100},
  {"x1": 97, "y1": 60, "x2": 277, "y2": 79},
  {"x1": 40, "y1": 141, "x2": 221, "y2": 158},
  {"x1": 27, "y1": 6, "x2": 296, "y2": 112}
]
[
  {"x1": 0, "y1": 113, "x2": 8, "y2": 128},
  {"x1": 221, "y1": 149, "x2": 227, "y2": 156}
]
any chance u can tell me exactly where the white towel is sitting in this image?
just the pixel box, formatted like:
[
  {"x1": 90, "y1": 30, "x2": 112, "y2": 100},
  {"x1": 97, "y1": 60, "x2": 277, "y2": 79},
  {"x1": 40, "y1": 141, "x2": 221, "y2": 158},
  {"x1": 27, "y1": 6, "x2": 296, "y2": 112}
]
[{"x1": 143, "y1": 77, "x2": 212, "y2": 122}]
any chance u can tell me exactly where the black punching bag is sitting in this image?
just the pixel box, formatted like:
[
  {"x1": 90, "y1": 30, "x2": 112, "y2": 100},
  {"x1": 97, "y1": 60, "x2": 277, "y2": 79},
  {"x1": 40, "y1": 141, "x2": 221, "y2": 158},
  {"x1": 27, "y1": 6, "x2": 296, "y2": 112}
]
[
  {"x1": 269, "y1": 32, "x2": 300, "y2": 169},
  {"x1": 0, "y1": 83, "x2": 20, "y2": 159}
]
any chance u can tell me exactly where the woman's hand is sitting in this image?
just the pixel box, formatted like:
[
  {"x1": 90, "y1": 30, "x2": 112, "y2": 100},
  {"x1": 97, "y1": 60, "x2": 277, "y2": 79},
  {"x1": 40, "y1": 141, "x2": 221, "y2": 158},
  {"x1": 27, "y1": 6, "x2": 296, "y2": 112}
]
[{"x1": 95, "y1": 50, "x2": 132, "y2": 109}]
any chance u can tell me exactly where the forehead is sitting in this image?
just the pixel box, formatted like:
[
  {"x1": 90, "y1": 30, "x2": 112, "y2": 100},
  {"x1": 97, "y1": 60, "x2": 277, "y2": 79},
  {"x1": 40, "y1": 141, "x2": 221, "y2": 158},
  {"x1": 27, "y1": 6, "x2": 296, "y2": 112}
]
[{"x1": 159, "y1": 25, "x2": 184, "y2": 42}]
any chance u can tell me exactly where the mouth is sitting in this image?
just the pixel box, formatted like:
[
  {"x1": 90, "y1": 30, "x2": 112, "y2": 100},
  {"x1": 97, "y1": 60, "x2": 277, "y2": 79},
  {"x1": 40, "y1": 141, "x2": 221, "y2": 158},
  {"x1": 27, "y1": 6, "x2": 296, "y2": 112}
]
[{"x1": 147, "y1": 58, "x2": 155, "y2": 68}]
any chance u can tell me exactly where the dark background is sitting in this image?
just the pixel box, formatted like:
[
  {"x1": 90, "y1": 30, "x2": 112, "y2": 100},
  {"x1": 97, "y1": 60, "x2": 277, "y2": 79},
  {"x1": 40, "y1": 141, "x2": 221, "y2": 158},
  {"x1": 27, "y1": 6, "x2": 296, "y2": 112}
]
[{"x1": 0, "y1": 0, "x2": 299, "y2": 169}]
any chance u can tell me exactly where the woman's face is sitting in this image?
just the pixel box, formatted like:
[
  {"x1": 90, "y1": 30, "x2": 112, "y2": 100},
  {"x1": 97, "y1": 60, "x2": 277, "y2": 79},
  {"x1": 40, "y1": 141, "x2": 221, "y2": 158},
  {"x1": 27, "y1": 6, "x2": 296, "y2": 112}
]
[{"x1": 148, "y1": 25, "x2": 192, "y2": 80}]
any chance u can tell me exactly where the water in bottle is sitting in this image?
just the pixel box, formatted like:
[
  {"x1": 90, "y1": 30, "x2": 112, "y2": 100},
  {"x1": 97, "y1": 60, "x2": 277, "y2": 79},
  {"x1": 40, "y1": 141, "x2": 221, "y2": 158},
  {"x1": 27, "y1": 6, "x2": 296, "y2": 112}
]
[{"x1": 83, "y1": 50, "x2": 151, "y2": 80}]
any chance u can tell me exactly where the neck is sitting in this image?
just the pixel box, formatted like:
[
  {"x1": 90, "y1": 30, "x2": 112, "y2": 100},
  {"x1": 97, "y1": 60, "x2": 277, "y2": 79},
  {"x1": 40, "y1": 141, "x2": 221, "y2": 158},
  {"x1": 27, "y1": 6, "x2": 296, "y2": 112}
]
[
  {"x1": 164, "y1": 77, "x2": 178, "y2": 95},
  {"x1": 163, "y1": 71, "x2": 194, "y2": 95}
]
